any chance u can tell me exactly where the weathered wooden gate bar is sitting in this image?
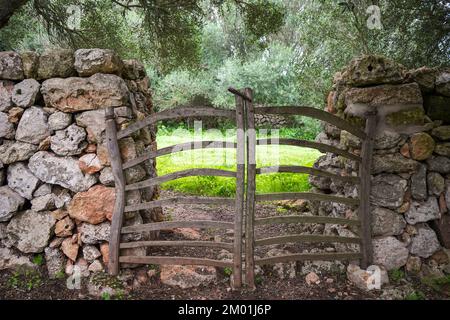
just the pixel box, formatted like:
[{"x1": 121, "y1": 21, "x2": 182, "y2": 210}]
[
  {"x1": 244, "y1": 87, "x2": 256, "y2": 288},
  {"x1": 255, "y1": 192, "x2": 359, "y2": 206},
  {"x1": 123, "y1": 141, "x2": 237, "y2": 169},
  {"x1": 124, "y1": 196, "x2": 236, "y2": 212},
  {"x1": 117, "y1": 107, "x2": 236, "y2": 139},
  {"x1": 254, "y1": 215, "x2": 361, "y2": 227},
  {"x1": 256, "y1": 165, "x2": 360, "y2": 184},
  {"x1": 120, "y1": 241, "x2": 234, "y2": 250},
  {"x1": 255, "y1": 253, "x2": 362, "y2": 266},
  {"x1": 228, "y1": 87, "x2": 253, "y2": 101},
  {"x1": 254, "y1": 106, "x2": 366, "y2": 139},
  {"x1": 359, "y1": 109, "x2": 377, "y2": 268},
  {"x1": 125, "y1": 168, "x2": 237, "y2": 191},
  {"x1": 233, "y1": 91, "x2": 246, "y2": 288},
  {"x1": 119, "y1": 256, "x2": 233, "y2": 268},
  {"x1": 121, "y1": 220, "x2": 234, "y2": 233},
  {"x1": 105, "y1": 107, "x2": 126, "y2": 276},
  {"x1": 257, "y1": 138, "x2": 362, "y2": 162},
  {"x1": 255, "y1": 234, "x2": 361, "y2": 246}
]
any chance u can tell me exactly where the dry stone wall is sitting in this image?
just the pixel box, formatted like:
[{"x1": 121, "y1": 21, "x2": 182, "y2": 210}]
[
  {"x1": 0, "y1": 48, "x2": 160, "y2": 278},
  {"x1": 313, "y1": 55, "x2": 450, "y2": 277}
]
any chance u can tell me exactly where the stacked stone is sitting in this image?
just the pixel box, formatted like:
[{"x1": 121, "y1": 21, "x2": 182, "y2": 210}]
[
  {"x1": 254, "y1": 105, "x2": 296, "y2": 129},
  {"x1": 0, "y1": 49, "x2": 159, "y2": 278},
  {"x1": 311, "y1": 55, "x2": 450, "y2": 276}
]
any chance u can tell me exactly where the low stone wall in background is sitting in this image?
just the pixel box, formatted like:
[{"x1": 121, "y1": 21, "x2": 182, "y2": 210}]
[
  {"x1": 0, "y1": 48, "x2": 161, "y2": 278},
  {"x1": 311, "y1": 55, "x2": 450, "y2": 277}
]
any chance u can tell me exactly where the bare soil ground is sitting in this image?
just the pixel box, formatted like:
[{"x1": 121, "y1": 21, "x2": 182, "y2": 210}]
[{"x1": 0, "y1": 191, "x2": 446, "y2": 300}]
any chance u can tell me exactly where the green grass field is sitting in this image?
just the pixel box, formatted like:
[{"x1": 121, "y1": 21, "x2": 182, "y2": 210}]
[{"x1": 156, "y1": 127, "x2": 322, "y2": 197}]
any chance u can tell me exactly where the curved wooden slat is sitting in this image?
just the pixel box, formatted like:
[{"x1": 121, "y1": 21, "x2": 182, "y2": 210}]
[
  {"x1": 255, "y1": 235, "x2": 361, "y2": 247},
  {"x1": 257, "y1": 138, "x2": 361, "y2": 162},
  {"x1": 124, "y1": 197, "x2": 235, "y2": 212},
  {"x1": 120, "y1": 241, "x2": 233, "y2": 250},
  {"x1": 256, "y1": 165, "x2": 360, "y2": 184},
  {"x1": 254, "y1": 215, "x2": 360, "y2": 227},
  {"x1": 117, "y1": 107, "x2": 236, "y2": 139},
  {"x1": 254, "y1": 106, "x2": 366, "y2": 139},
  {"x1": 125, "y1": 168, "x2": 236, "y2": 191},
  {"x1": 119, "y1": 256, "x2": 233, "y2": 268},
  {"x1": 255, "y1": 252, "x2": 362, "y2": 266},
  {"x1": 228, "y1": 87, "x2": 252, "y2": 101},
  {"x1": 255, "y1": 193, "x2": 359, "y2": 205},
  {"x1": 123, "y1": 141, "x2": 237, "y2": 169},
  {"x1": 121, "y1": 220, "x2": 234, "y2": 234}
]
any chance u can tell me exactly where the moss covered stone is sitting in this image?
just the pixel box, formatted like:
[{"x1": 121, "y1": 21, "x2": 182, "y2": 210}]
[
  {"x1": 385, "y1": 107, "x2": 425, "y2": 127},
  {"x1": 424, "y1": 95, "x2": 450, "y2": 123}
]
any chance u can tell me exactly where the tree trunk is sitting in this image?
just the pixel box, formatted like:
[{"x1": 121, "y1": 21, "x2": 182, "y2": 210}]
[{"x1": 0, "y1": 0, "x2": 29, "y2": 29}]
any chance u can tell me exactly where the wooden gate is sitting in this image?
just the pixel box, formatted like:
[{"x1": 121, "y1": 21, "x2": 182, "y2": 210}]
[
  {"x1": 105, "y1": 87, "x2": 376, "y2": 290},
  {"x1": 240, "y1": 87, "x2": 377, "y2": 288},
  {"x1": 105, "y1": 90, "x2": 248, "y2": 288}
]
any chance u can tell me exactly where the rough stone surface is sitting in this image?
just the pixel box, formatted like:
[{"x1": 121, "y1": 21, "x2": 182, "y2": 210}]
[
  {"x1": 15, "y1": 107, "x2": 50, "y2": 145},
  {"x1": 11, "y1": 79, "x2": 40, "y2": 108},
  {"x1": 75, "y1": 109, "x2": 106, "y2": 143},
  {"x1": 410, "y1": 224, "x2": 441, "y2": 258},
  {"x1": 0, "y1": 80, "x2": 14, "y2": 111},
  {"x1": 0, "y1": 186, "x2": 25, "y2": 222},
  {"x1": 424, "y1": 95, "x2": 450, "y2": 123},
  {"x1": 372, "y1": 207, "x2": 406, "y2": 236},
  {"x1": 37, "y1": 49, "x2": 75, "y2": 80},
  {"x1": 431, "y1": 126, "x2": 450, "y2": 141},
  {"x1": 0, "y1": 247, "x2": 34, "y2": 270},
  {"x1": 436, "y1": 71, "x2": 450, "y2": 97},
  {"x1": 346, "y1": 264, "x2": 389, "y2": 291},
  {"x1": 122, "y1": 59, "x2": 146, "y2": 80},
  {"x1": 373, "y1": 130, "x2": 402, "y2": 150},
  {"x1": 6, "y1": 210, "x2": 56, "y2": 253},
  {"x1": 385, "y1": 107, "x2": 425, "y2": 127},
  {"x1": 411, "y1": 164, "x2": 427, "y2": 201},
  {"x1": 41, "y1": 73, "x2": 129, "y2": 112},
  {"x1": 405, "y1": 197, "x2": 440, "y2": 225},
  {"x1": 435, "y1": 143, "x2": 450, "y2": 157},
  {"x1": 99, "y1": 167, "x2": 114, "y2": 186},
  {"x1": 79, "y1": 222, "x2": 110, "y2": 244},
  {"x1": 44, "y1": 247, "x2": 66, "y2": 279},
  {"x1": 372, "y1": 236, "x2": 409, "y2": 270},
  {"x1": 28, "y1": 151, "x2": 97, "y2": 192},
  {"x1": 338, "y1": 55, "x2": 406, "y2": 87},
  {"x1": 55, "y1": 216, "x2": 74, "y2": 237},
  {"x1": 0, "y1": 140, "x2": 37, "y2": 164},
  {"x1": 427, "y1": 156, "x2": 450, "y2": 174},
  {"x1": 427, "y1": 172, "x2": 445, "y2": 196},
  {"x1": 370, "y1": 174, "x2": 408, "y2": 209},
  {"x1": 31, "y1": 194, "x2": 56, "y2": 212},
  {"x1": 0, "y1": 111, "x2": 14, "y2": 139},
  {"x1": 33, "y1": 183, "x2": 52, "y2": 197},
  {"x1": 7, "y1": 162, "x2": 40, "y2": 200},
  {"x1": 83, "y1": 245, "x2": 101, "y2": 262},
  {"x1": 48, "y1": 111, "x2": 72, "y2": 131},
  {"x1": 372, "y1": 154, "x2": 419, "y2": 174},
  {"x1": 78, "y1": 153, "x2": 104, "y2": 174},
  {"x1": 408, "y1": 133, "x2": 435, "y2": 161},
  {"x1": 160, "y1": 265, "x2": 217, "y2": 289},
  {"x1": 20, "y1": 51, "x2": 39, "y2": 79},
  {"x1": 406, "y1": 256, "x2": 422, "y2": 273},
  {"x1": 0, "y1": 51, "x2": 24, "y2": 80},
  {"x1": 345, "y1": 83, "x2": 422, "y2": 108},
  {"x1": 61, "y1": 237, "x2": 79, "y2": 261},
  {"x1": 74, "y1": 49, "x2": 123, "y2": 77},
  {"x1": 407, "y1": 67, "x2": 437, "y2": 93},
  {"x1": 68, "y1": 185, "x2": 114, "y2": 224},
  {"x1": 50, "y1": 124, "x2": 87, "y2": 156}
]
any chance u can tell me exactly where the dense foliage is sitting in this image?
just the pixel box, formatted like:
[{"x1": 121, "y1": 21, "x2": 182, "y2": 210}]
[{"x1": 0, "y1": 0, "x2": 448, "y2": 114}]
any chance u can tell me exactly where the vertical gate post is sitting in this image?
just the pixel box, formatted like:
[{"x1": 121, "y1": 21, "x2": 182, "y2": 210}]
[
  {"x1": 244, "y1": 88, "x2": 256, "y2": 289},
  {"x1": 359, "y1": 108, "x2": 377, "y2": 269},
  {"x1": 233, "y1": 94, "x2": 245, "y2": 289},
  {"x1": 105, "y1": 107, "x2": 126, "y2": 275}
]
